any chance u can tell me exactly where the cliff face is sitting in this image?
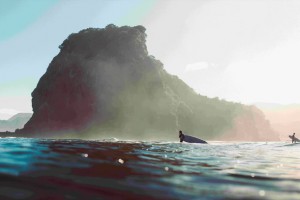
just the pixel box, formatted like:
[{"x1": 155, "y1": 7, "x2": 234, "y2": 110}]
[
  {"x1": 219, "y1": 106, "x2": 277, "y2": 141},
  {"x1": 20, "y1": 24, "x2": 278, "y2": 140}
]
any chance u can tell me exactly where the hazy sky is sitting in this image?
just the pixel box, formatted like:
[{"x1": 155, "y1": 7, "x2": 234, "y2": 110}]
[{"x1": 1, "y1": 0, "x2": 300, "y2": 119}]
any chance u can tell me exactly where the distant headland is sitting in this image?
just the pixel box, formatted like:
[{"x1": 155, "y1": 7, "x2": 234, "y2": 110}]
[
  {"x1": 2, "y1": 24, "x2": 278, "y2": 141},
  {"x1": 0, "y1": 113, "x2": 32, "y2": 136}
]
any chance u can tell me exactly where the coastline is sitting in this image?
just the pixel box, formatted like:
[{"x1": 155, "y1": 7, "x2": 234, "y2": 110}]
[{"x1": 0, "y1": 132, "x2": 27, "y2": 138}]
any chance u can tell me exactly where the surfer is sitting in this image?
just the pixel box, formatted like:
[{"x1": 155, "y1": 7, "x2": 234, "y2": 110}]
[
  {"x1": 291, "y1": 133, "x2": 296, "y2": 143},
  {"x1": 179, "y1": 130, "x2": 207, "y2": 144},
  {"x1": 289, "y1": 133, "x2": 300, "y2": 143}
]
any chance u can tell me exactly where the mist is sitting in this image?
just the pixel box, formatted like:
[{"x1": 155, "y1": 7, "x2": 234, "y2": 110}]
[
  {"x1": 256, "y1": 103, "x2": 300, "y2": 140},
  {"x1": 11, "y1": 25, "x2": 278, "y2": 142}
]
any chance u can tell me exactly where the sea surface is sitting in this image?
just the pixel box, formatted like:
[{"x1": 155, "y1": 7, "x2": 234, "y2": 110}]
[{"x1": 0, "y1": 138, "x2": 299, "y2": 200}]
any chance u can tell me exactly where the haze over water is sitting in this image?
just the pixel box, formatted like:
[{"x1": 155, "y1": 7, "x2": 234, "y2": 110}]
[
  {"x1": 0, "y1": 137, "x2": 299, "y2": 199},
  {"x1": 1, "y1": 1, "x2": 300, "y2": 199}
]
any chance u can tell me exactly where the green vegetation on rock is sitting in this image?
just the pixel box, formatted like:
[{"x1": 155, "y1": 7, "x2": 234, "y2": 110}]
[{"x1": 20, "y1": 24, "x2": 278, "y2": 141}]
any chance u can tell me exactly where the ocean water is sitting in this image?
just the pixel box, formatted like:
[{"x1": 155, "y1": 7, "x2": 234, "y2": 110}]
[{"x1": 0, "y1": 138, "x2": 299, "y2": 199}]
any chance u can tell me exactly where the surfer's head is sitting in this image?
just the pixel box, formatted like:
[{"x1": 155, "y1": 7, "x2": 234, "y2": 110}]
[{"x1": 293, "y1": 133, "x2": 295, "y2": 136}]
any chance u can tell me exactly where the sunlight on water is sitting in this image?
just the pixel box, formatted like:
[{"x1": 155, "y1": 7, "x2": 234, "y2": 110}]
[{"x1": 0, "y1": 138, "x2": 299, "y2": 199}]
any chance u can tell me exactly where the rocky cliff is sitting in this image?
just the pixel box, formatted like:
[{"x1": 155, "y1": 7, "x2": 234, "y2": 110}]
[{"x1": 20, "y1": 24, "x2": 278, "y2": 141}]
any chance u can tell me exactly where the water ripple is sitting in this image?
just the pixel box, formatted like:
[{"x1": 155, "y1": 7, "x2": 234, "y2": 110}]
[{"x1": 0, "y1": 139, "x2": 299, "y2": 199}]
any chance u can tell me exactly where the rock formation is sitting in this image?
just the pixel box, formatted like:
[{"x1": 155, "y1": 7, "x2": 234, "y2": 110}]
[{"x1": 20, "y1": 24, "x2": 278, "y2": 141}]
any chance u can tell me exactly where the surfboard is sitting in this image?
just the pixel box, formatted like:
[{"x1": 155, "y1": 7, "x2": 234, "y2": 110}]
[
  {"x1": 289, "y1": 135, "x2": 300, "y2": 142},
  {"x1": 182, "y1": 134, "x2": 207, "y2": 144}
]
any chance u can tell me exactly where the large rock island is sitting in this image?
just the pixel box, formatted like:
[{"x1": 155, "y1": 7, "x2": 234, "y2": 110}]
[{"x1": 19, "y1": 24, "x2": 278, "y2": 141}]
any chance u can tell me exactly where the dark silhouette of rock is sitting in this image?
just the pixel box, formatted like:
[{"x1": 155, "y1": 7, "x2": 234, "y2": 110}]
[
  {"x1": 20, "y1": 24, "x2": 278, "y2": 141},
  {"x1": 0, "y1": 113, "x2": 32, "y2": 132}
]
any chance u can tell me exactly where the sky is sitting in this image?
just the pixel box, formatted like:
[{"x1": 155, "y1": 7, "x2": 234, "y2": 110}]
[{"x1": 1, "y1": 0, "x2": 300, "y2": 119}]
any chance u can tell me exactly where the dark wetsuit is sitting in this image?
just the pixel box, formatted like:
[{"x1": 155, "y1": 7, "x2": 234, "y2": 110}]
[{"x1": 292, "y1": 133, "x2": 296, "y2": 143}]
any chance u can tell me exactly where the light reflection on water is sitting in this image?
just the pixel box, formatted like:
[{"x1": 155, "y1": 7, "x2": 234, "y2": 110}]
[{"x1": 0, "y1": 138, "x2": 299, "y2": 199}]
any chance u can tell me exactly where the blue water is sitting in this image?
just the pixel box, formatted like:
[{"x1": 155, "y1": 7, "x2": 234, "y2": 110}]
[{"x1": 0, "y1": 138, "x2": 299, "y2": 199}]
